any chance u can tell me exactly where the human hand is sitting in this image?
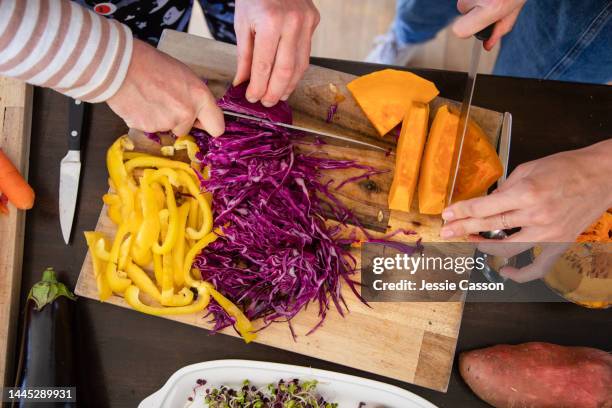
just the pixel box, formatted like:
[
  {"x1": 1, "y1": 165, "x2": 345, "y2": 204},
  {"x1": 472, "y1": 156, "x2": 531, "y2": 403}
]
[
  {"x1": 452, "y1": 0, "x2": 526, "y2": 50},
  {"x1": 107, "y1": 39, "x2": 225, "y2": 137},
  {"x1": 233, "y1": 0, "x2": 320, "y2": 107},
  {"x1": 440, "y1": 140, "x2": 612, "y2": 282}
]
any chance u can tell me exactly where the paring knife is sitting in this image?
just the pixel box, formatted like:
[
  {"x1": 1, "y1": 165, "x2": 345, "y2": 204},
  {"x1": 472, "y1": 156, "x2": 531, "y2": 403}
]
[
  {"x1": 59, "y1": 99, "x2": 85, "y2": 244},
  {"x1": 445, "y1": 25, "x2": 494, "y2": 207},
  {"x1": 222, "y1": 110, "x2": 388, "y2": 152}
]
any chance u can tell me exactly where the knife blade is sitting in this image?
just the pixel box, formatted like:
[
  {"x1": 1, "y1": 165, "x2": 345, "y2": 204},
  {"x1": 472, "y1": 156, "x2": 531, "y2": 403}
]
[
  {"x1": 222, "y1": 110, "x2": 387, "y2": 152},
  {"x1": 59, "y1": 99, "x2": 85, "y2": 244},
  {"x1": 445, "y1": 25, "x2": 494, "y2": 207}
]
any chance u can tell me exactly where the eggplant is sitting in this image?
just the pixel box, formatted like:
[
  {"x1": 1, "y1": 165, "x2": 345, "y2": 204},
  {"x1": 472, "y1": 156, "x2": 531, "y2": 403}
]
[{"x1": 13, "y1": 267, "x2": 77, "y2": 408}]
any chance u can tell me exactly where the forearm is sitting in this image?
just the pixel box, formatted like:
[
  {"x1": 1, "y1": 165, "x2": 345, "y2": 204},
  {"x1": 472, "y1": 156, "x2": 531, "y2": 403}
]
[{"x1": 0, "y1": 0, "x2": 133, "y2": 102}]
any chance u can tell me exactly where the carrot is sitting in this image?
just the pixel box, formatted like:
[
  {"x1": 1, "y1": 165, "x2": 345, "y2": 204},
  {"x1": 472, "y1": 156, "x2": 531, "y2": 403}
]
[{"x1": 0, "y1": 148, "x2": 34, "y2": 210}]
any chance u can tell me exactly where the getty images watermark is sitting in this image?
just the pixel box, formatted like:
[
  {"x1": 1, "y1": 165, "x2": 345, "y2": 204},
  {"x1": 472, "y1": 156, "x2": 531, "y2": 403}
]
[
  {"x1": 370, "y1": 251, "x2": 503, "y2": 292},
  {"x1": 360, "y1": 241, "x2": 575, "y2": 302}
]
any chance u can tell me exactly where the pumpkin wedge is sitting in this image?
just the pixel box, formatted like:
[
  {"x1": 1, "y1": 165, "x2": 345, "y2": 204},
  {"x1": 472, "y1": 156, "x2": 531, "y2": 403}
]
[
  {"x1": 347, "y1": 69, "x2": 439, "y2": 136},
  {"x1": 418, "y1": 105, "x2": 459, "y2": 214},
  {"x1": 388, "y1": 102, "x2": 430, "y2": 212},
  {"x1": 453, "y1": 119, "x2": 503, "y2": 202},
  {"x1": 543, "y1": 209, "x2": 612, "y2": 309}
]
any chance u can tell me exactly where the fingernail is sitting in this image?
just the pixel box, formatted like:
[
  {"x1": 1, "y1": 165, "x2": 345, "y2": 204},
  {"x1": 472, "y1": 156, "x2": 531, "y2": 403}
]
[
  {"x1": 261, "y1": 100, "x2": 275, "y2": 108},
  {"x1": 440, "y1": 228, "x2": 454, "y2": 239},
  {"x1": 280, "y1": 94, "x2": 290, "y2": 101},
  {"x1": 246, "y1": 94, "x2": 258, "y2": 104},
  {"x1": 442, "y1": 209, "x2": 454, "y2": 221}
]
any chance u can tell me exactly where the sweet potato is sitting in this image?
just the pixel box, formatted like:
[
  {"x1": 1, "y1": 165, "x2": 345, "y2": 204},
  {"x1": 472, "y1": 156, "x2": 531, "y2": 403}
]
[{"x1": 460, "y1": 342, "x2": 612, "y2": 408}]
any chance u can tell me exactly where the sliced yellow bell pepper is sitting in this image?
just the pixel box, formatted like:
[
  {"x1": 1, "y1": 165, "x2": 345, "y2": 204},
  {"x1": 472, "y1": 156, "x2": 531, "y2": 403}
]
[
  {"x1": 124, "y1": 284, "x2": 210, "y2": 316},
  {"x1": 152, "y1": 177, "x2": 179, "y2": 255},
  {"x1": 153, "y1": 252, "x2": 163, "y2": 287},
  {"x1": 125, "y1": 262, "x2": 161, "y2": 302},
  {"x1": 103, "y1": 193, "x2": 123, "y2": 225},
  {"x1": 84, "y1": 232, "x2": 112, "y2": 301},
  {"x1": 105, "y1": 224, "x2": 132, "y2": 294},
  {"x1": 107, "y1": 136, "x2": 137, "y2": 221},
  {"x1": 182, "y1": 230, "x2": 220, "y2": 287},
  {"x1": 132, "y1": 170, "x2": 160, "y2": 266},
  {"x1": 158, "y1": 209, "x2": 193, "y2": 306},
  {"x1": 177, "y1": 170, "x2": 213, "y2": 240},
  {"x1": 173, "y1": 202, "x2": 191, "y2": 287},
  {"x1": 118, "y1": 235, "x2": 133, "y2": 271},
  {"x1": 93, "y1": 238, "x2": 111, "y2": 262},
  {"x1": 203, "y1": 282, "x2": 256, "y2": 343},
  {"x1": 174, "y1": 136, "x2": 200, "y2": 163},
  {"x1": 124, "y1": 156, "x2": 193, "y2": 174},
  {"x1": 151, "y1": 182, "x2": 165, "y2": 210}
]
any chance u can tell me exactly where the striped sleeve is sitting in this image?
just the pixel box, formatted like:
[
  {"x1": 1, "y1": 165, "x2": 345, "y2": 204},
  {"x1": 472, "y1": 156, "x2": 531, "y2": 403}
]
[{"x1": 0, "y1": 0, "x2": 133, "y2": 103}]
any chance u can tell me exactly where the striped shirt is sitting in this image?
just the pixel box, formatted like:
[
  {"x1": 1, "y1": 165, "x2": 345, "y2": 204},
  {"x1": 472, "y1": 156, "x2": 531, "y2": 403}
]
[{"x1": 0, "y1": 0, "x2": 133, "y2": 103}]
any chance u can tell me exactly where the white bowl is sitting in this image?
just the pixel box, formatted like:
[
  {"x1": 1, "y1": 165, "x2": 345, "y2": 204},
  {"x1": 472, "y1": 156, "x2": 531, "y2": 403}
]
[{"x1": 139, "y1": 359, "x2": 437, "y2": 408}]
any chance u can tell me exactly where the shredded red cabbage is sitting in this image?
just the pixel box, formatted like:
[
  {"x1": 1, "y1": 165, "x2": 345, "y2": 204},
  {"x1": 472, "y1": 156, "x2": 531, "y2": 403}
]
[
  {"x1": 188, "y1": 84, "x2": 386, "y2": 336},
  {"x1": 137, "y1": 84, "x2": 405, "y2": 337}
]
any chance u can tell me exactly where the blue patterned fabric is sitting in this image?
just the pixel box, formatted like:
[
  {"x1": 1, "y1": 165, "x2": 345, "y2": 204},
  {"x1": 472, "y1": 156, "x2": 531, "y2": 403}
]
[{"x1": 73, "y1": 0, "x2": 236, "y2": 46}]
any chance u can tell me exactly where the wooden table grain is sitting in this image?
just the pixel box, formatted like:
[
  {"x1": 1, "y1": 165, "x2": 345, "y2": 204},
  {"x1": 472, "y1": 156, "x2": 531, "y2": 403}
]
[{"x1": 16, "y1": 59, "x2": 612, "y2": 408}]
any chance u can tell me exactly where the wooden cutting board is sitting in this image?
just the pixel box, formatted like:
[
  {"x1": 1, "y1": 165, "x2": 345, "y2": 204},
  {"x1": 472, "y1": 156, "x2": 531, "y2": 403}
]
[
  {"x1": 76, "y1": 30, "x2": 505, "y2": 392},
  {"x1": 0, "y1": 77, "x2": 33, "y2": 387}
]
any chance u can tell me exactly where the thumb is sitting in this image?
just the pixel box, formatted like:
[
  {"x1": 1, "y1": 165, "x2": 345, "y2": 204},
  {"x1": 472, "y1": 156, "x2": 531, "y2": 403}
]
[{"x1": 195, "y1": 87, "x2": 225, "y2": 137}]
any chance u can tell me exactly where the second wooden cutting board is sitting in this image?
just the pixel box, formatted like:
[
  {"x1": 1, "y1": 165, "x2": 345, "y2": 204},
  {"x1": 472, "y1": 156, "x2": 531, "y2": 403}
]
[{"x1": 76, "y1": 30, "x2": 505, "y2": 392}]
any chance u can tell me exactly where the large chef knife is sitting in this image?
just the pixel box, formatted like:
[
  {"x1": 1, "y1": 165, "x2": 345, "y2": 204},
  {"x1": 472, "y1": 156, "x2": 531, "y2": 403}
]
[
  {"x1": 446, "y1": 26, "x2": 494, "y2": 207},
  {"x1": 222, "y1": 110, "x2": 387, "y2": 152},
  {"x1": 59, "y1": 99, "x2": 85, "y2": 244}
]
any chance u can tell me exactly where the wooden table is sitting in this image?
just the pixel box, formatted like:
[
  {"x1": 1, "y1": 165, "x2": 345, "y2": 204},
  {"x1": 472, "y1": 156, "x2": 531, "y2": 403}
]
[{"x1": 16, "y1": 59, "x2": 612, "y2": 407}]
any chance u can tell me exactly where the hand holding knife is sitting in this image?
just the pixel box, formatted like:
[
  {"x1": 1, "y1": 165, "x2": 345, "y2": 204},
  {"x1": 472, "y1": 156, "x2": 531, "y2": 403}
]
[{"x1": 59, "y1": 99, "x2": 85, "y2": 244}]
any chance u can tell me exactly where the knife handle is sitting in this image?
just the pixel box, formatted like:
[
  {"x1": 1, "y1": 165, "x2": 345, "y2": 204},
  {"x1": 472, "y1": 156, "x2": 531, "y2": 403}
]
[
  {"x1": 68, "y1": 99, "x2": 85, "y2": 151},
  {"x1": 475, "y1": 24, "x2": 495, "y2": 41}
]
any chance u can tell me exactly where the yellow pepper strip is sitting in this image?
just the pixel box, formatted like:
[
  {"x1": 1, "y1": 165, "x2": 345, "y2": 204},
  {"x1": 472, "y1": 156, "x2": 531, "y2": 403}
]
[
  {"x1": 105, "y1": 224, "x2": 132, "y2": 294},
  {"x1": 156, "y1": 210, "x2": 193, "y2": 306},
  {"x1": 107, "y1": 136, "x2": 137, "y2": 221},
  {"x1": 125, "y1": 262, "x2": 161, "y2": 302},
  {"x1": 187, "y1": 198, "x2": 199, "y2": 246},
  {"x1": 103, "y1": 193, "x2": 123, "y2": 225},
  {"x1": 124, "y1": 284, "x2": 210, "y2": 316},
  {"x1": 84, "y1": 232, "x2": 112, "y2": 301},
  {"x1": 118, "y1": 235, "x2": 133, "y2": 271},
  {"x1": 202, "y1": 282, "x2": 256, "y2": 343},
  {"x1": 177, "y1": 170, "x2": 213, "y2": 240},
  {"x1": 174, "y1": 135, "x2": 200, "y2": 162},
  {"x1": 182, "y1": 230, "x2": 220, "y2": 287},
  {"x1": 151, "y1": 182, "x2": 165, "y2": 210},
  {"x1": 173, "y1": 203, "x2": 190, "y2": 287},
  {"x1": 161, "y1": 252, "x2": 195, "y2": 306},
  {"x1": 124, "y1": 156, "x2": 193, "y2": 174},
  {"x1": 132, "y1": 170, "x2": 160, "y2": 266},
  {"x1": 158, "y1": 210, "x2": 173, "y2": 302},
  {"x1": 153, "y1": 252, "x2": 163, "y2": 287},
  {"x1": 152, "y1": 177, "x2": 179, "y2": 255},
  {"x1": 93, "y1": 238, "x2": 111, "y2": 262},
  {"x1": 127, "y1": 189, "x2": 144, "y2": 234}
]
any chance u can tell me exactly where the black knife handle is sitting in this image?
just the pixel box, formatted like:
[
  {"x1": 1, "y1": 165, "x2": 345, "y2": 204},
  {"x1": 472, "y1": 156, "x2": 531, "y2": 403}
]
[
  {"x1": 68, "y1": 99, "x2": 85, "y2": 151},
  {"x1": 475, "y1": 23, "x2": 495, "y2": 41}
]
